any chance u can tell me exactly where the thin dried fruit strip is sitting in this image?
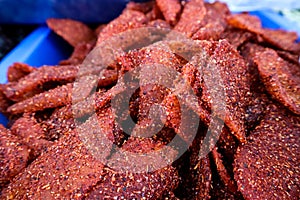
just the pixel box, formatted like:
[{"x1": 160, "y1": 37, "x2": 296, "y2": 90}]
[
  {"x1": 59, "y1": 41, "x2": 95, "y2": 65},
  {"x1": 7, "y1": 62, "x2": 35, "y2": 82},
  {"x1": 174, "y1": 0, "x2": 206, "y2": 37},
  {"x1": 212, "y1": 147, "x2": 237, "y2": 194},
  {"x1": 7, "y1": 83, "x2": 73, "y2": 115},
  {"x1": 156, "y1": 0, "x2": 181, "y2": 25},
  {"x1": 0, "y1": 131, "x2": 105, "y2": 199},
  {"x1": 3, "y1": 65, "x2": 79, "y2": 102},
  {"x1": 96, "y1": 9, "x2": 148, "y2": 45},
  {"x1": 192, "y1": 3, "x2": 227, "y2": 40},
  {"x1": 147, "y1": 19, "x2": 171, "y2": 30},
  {"x1": 0, "y1": 124, "x2": 30, "y2": 188},
  {"x1": 86, "y1": 165, "x2": 179, "y2": 199},
  {"x1": 276, "y1": 50, "x2": 300, "y2": 65},
  {"x1": 11, "y1": 114, "x2": 51, "y2": 158},
  {"x1": 87, "y1": 137, "x2": 179, "y2": 199},
  {"x1": 254, "y1": 48, "x2": 300, "y2": 114},
  {"x1": 125, "y1": 1, "x2": 155, "y2": 14},
  {"x1": 226, "y1": 13, "x2": 262, "y2": 33},
  {"x1": 260, "y1": 29, "x2": 300, "y2": 53},
  {"x1": 220, "y1": 28, "x2": 255, "y2": 49},
  {"x1": 208, "y1": 40, "x2": 250, "y2": 143},
  {"x1": 189, "y1": 154, "x2": 212, "y2": 200},
  {"x1": 0, "y1": 84, "x2": 13, "y2": 115},
  {"x1": 46, "y1": 18, "x2": 96, "y2": 47},
  {"x1": 43, "y1": 105, "x2": 75, "y2": 140},
  {"x1": 234, "y1": 104, "x2": 300, "y2": 200}
]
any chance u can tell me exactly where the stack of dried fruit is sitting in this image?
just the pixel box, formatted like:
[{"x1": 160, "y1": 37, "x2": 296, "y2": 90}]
[{"x1": 0, "y1": 0, "x2": 299, "y2": 199}]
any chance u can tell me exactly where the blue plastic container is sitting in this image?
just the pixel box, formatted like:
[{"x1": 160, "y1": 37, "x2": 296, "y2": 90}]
[{"x1": 0, "y1": 10, "x2": 299, "y2": 126}]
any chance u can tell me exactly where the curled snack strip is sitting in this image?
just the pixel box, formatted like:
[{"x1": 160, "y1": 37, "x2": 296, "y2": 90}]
[
  {"x1": 254, "y1": 49, "x2": 300, "y2": 114},
  {"x1": 7, "y1": 83, "x2": 73, "y2": 114},
  {"x1": 3, "y1": 65, "x2": 79, "y2": 102}
]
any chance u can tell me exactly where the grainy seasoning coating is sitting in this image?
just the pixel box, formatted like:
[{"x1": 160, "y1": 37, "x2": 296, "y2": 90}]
[
  {"x1": 192, "y1": 3, "x2": 227, "y2": 41},
  {"x1": 156, "y1": 0, "x2": 181, "y2": 25},
  {"x1": 86, "y1": 165, "x2": 179, "y2": 200},
  {"x1": 254, "y1": 48, "x2": 300, "y2": 114},
  {"x1": 210, "y1": 171, "x2": 242, "y2": 200},
  {"x1": 7, "y1": 83, "x2": 73, "y2": 115},
  {"x1": 59, "y1": 41, "x2": 95, "y2": 65},
  {"x1": 147, "y1": 19, "x2": 171, "y2": 30},
  {"x1": 1, "y1": 131, "x2": 105, "y2": 200},
  {"x1": 234, "y1": 104, "x2": 300, "y2": 200},
  {"x1": 189, "y1": 154, "x2": 212, "y2": 200},
  {"x1": 260, "y1": 29, "x2": 300, "y2": 53},
  {"x1": 146, "y1": 3, "x2": 164, "y2": 21},
  {"x1": 11, "y1": 114, "x2": 51, "y2": 158},
  {"x1": 226, "y1": 13, "x2": 262, "y2": 33},
  {"x1": 87, "y1": 137, "x2": 179, "y2": 199},
  {"x1": 276, "y1": 50, "x2": 300, "y2": 65},
  {"x1": 43, "y1": 104, "x2": 75, "y2": 140},
  {"x1": 0, "y1": 84, "x2": 12, "y2": 116},
  {"x1": 0, "y1": 125, "x2": 30, "y2": 188},
  {"x1": 174, "y1": 0, "x2": 206, "y2": 37},
  {"x1": 210, "y1": 40, "x2": 250, "y2": 143},
  {"x1": 216, "y1": 126, "x2": 238, "y2": 173},
  {"x1": 239, "y1": 43, "x2": 270, "y2": 130},
  {"x1": 3, "y1": 65, "x2": 79, "y2": 102},
  {"x1": 46, "y1": 18, "x2": 96, "y2": 47},
  {"x1": 212, "y1": 147, "x2": 237, "y2": 193},
  {"x1": 7, "y1": 62, "x2": 35, "y2": 82},
  {"x1": 220, "y1": 28, "x2": 255, "y2": 49},
  {"x1": 126, "y1": 1, "x2": 155, "y2": 14},
  {"x1": 96, "y1": 9, "x2": 148, "y2": 45}
]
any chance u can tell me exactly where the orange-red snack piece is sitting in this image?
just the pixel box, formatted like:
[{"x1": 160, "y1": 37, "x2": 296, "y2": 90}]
[
  {"x1": 7, "y1": 83, "x2": 73, "y2": 115},
  {"x1": 87, "y1": 137, "x2": 179, "y2": 199},
  {"x1": 174, "y1": 0, "x2": 206, "y2": 37},
  {"x1": 234, "y1": 104, "x2": 300, "y2": 200},
  {"x1": 220, "y1": 28, "x2": 255, "y2": 49},
  {"x1": 192, "y1": 3, "x2": 228, "y2": 40},
  {"x1": 226, "y1": 13, "x2": 262, "y2": 33},
  {"x1": 7, "y1": 62, "x2": 35, "y2": 82},
  {"x1": 11, "y1": 114, "x2": 51, "y2": 157},
  {"x1": 0, "y1": 125, "x2": 30, "y2": 188},
  {"x1": 212, "y1": 147, "x2": 237, "y2": 194},
  {"x1": 254, "y1": 48, "x2": 300, "y2": 114},
  {"x1": 260, "y1": 29, "x2": 300, "y2": 53},
  {"x1": 0, "y1": 84, "x2": 12, "y2": 116},
  {"x1": 96, "y1": 9, "x2": 148, "y2": 45},
  {"x1": 43, "y1": 105, "x2": 75, "y2": 140},
  {"x1": 86, "y1": 165, "x2": 178, "y2": 200},
  {"x1": 156, "y1": 0, "x2": 182, "y2": 25},
  {"x1": 47, "y1": 18, "x2": 96, "y2": 47},
  {"x1": 59, "y1": 41, "x2": 95, "y2": 65},
  {"x1": 3, "y1": 65, "x2": 79, "y2": 102},
  {"x1": 125, "y1": 0, "x2": 155, "y2": 14},
  {"x1": 210, "y1": 40, "x2": 250, "y2": 143},
  {"x1": 1, "y1": 131, "x2": 105, "y2": 199}
]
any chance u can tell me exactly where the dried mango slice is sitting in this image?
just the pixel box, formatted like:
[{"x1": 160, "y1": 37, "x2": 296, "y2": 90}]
[
  {"x1": 0, "y1": 125, "x2": 30, "y2": 188},
  {"x1": 156, "y1": 0, "x2": 181, "y2": 25},
  {"x1": 174, "y1": 0, "x2": 206, "y2": 37},
  {"x1": 254, "y1": 48, "x2": 300, "y2": 114},
  {"x1": 96, "y1": 9, "x2": 148, "y2": 45},
  {"x1": 7, "y1": 62, "x2": 35, "y2": 82},
  {"x1": 7, "y1": 83, "x2": 73, "y2": 114},
  {"x1": 47, "y1": 18, "x2": 96, "y2": 47},
  {"x1": 0, "y1": 130, "x2": 105, "y2": 199},
  {"x1": 3, "y1": 65, "x2": 79, "y2": 102},
  {"x1": 11, "y1": 114, "x2": 51, "y2": 158},
  {"x1": 234, "y1": 105, "x2": 300, "y2": 200}
]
